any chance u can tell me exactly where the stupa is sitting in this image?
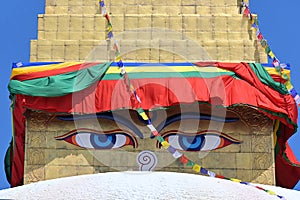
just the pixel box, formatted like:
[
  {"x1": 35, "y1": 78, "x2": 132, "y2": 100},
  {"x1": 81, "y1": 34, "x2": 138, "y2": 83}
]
[{"x1": 6, "y1": 0, "x2": 300, "y2": 190}]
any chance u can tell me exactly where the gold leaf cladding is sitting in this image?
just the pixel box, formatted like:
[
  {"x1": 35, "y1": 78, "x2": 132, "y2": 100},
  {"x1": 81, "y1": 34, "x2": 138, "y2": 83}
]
[
  {"x1": 228, "y1": 106, "x2": 272, "y2": 134},
  {"x1": 24, "y1": 165, "x2": 45, "y2": 184},
  {"x1": 25, "y1": 110, "x2": 56, "y2": 131}
]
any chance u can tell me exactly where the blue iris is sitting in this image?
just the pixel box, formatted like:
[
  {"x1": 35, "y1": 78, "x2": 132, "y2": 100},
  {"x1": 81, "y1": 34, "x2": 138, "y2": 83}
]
[
  {"x1": 179, "y1": 135, "x2": 204, "y2": 151},
  {"x1": 90, "y1": 134, "x2": 116, "y2": 149}
]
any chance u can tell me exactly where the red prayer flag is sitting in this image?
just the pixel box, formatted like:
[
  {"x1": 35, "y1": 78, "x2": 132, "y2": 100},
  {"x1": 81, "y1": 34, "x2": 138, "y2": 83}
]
[
  {"x1": 257, "y1": 32, "x2": 263, "y2": 41},
  {"x1": 180, "y1": 155, "x2": 189, "y2": 164},
  {"x1": 243, "y1": 7, "x2": 250, "y2": 17},
  {"x1": 105, "y1": 13, "x2": 110, "y2": 22},
  {"x1": 255, "y1": 186, "x2": 265, "y2": 191},
  {"x1": 216, "y1": 174, "x2": 225, "y2": 179},
  {"x1": 152, "y1": 130, "x2": 159, "y2": 137}
]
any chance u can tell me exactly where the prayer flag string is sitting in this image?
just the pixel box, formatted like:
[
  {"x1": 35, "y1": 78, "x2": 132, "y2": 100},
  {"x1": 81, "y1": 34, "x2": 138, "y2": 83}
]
[
  {"x1": 241, "y1": 1, "x2": 300, "y2": 106},
  {"x1": 98, "y1": 1, "x2": 286, "y2": 198},
  {"x1": 99, "y1": 0, "x2": 126, "y2": 75}
]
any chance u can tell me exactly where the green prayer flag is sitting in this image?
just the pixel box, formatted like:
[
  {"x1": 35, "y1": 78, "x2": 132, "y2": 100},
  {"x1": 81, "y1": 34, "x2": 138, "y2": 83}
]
[
  {"x1": 156, "y1": 136, "x2": 165, "y2": 143},
  {"x1": 186, "y1": 160, "x2": 195, "y2": 167}
]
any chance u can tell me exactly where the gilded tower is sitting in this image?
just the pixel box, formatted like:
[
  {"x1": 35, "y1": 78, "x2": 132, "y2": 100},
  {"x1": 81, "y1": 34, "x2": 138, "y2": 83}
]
[{"x1": 31, "y1": 0, "x2": 267, "y2": 63}]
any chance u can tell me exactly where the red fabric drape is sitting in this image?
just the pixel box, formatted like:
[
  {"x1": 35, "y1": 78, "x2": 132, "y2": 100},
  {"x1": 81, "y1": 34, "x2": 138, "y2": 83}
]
[
  {"x1": 285, "y1": 143, "x2": 300, "y2": 165},
  {"x1": 275, "y1": 123, "x2": 300, "y2": 188},
  {"x1": 11, "y1": 95, "x2": 26, "y2": 187},
  {"x1": 10, "y1": 62, "x2": 298, "y2": 188}
]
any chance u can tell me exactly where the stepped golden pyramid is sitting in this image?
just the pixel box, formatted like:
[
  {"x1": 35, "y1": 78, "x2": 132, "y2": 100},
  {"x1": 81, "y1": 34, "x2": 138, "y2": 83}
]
[{"x1": 31, "y1": 0, "x2": 267, "y2": 63}]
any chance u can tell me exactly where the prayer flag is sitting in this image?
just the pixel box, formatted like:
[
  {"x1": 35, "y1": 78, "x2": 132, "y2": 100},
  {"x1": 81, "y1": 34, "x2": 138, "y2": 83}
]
[
  {"x1": 265, "y1": 46, "x2": 271, "y2": 54},
  {"x1": 252, "y1": 16, "x2": 258, "y2": 28},
  {"x1": 15, "y1": 62, "x2": 23, "y2": 68},
  {"x1": 285, "y1": 81, "x2": 293, "y2": 91},
  {"x1": 257, "y1": 32, "x2": 263, "y2": 41},
  {"x1": 256, "y1": 28, "x2": 260, "y2": 36},
  {"x1": 251, "y1": 16, "x2": 258, "y2": 28},
  {"x1": 115, "y1": 53, "x2": 121, "y2": 62},
  {"x1": 272, "y1": 59, "x2": 280, "y2": 67},
  {"x1": 186, "y1": 160, "x2": 195, "y2": 167},
  {"x1": 230, "y1": 178, "x2": 242, "y2": 182},
  {"x1": 260, "y1": 39, "x2": 267, "y2": 47},
  {"x1": 172, "y1": 151, "x2": 183, "y2": 158},
  {"x1": 268, "y1": 51, "x2": 275, "y2": 59},
  {"x1": 243, "y1": 0, "x2": 249, "y2": 5},
  {"x1": 167, "y1": 145, "x2": 176, "y2": 154},
  {"x1": 117, "y1": 60, "x2": 124, "y2": 68},
  {"x1": 134, "y1": 92, "x2": 141, "y2": 103},
  {"x1": 99, "y1": 0, "x2": 106, "y2": 15},
  {"x1": 255, "y1": 186, "x2": 265, "y2": 190},
  {"x1": 120, "y1": 67, "x2": 126, "y2": 75},
  {"x1": 290, "y1": 88, "x2": 297, "y2": 98},
  {"x1": 152, "y1": 130, "x2": 159, "y2": 137},
  {"x1": 104, "y1": 13, "x2": 110, "y2": 21},
  {"x1": 280, "y1": 63, "x2": 288, "y2": 69},
  {"x1": 139, "y1": 112, "x2": 149, "y2": 120},
  {"x1": 240, "y1": 182, "x2": 249, "y2": 185},
  {"x1": 267, "y1": 190, "x2": 276, "y2": 195},
  {"x1": 208, "y1": 171, "x2": 216, "y2": 177},
  {"x1": 200, "y1": 167, "x2": 208, "y2": 175},
  {"x1": 113, "y1": 43, "x2": 119, "y2": 51},
  {"x1": 161, "y1": 141, "x2": 170, "y2": 149},
  {"x1": 99, "y1": 0, "x2": 105, "y2": 7},
  {"x1": 243, "y1": 7, "x2": 250, "y2": 16},
  {"x1": 180, "y1": 155, "x2": 189, "y2": 164},
  {"x1": 156, "y1": 136, "x2": 164, "y2": 143},
  {"x1": 216, "y1": 174, "x2": 225, "y2": 179},
  {"x1": 106, "y1": 24, "x2": 112, "y2": 32},
  {"x1": 147, "y1": 124, "x2": 156, "y2": 132},
  {"x1": 192, "y1": 164, "x2": 201, "y2": 173},
  {"x1": 296, "y1": 97, "x2": 300, "y2": 105},
  {"x1": 107, "y1": 31, "x2": 113, "y2": 39},
  {"x1": 129, "y1": 84, "x2": 135, "y2": 92}
]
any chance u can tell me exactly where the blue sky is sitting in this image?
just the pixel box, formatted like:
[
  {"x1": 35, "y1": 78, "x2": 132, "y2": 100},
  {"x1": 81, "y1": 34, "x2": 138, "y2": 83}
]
[{"x1": 0, "y1": 1, "x2": 300, "y2": 190}]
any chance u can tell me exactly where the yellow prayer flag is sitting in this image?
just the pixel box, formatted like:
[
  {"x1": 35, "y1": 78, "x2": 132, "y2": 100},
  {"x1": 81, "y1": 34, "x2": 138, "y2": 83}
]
[
  {"x1": 285, "y1": 81, "x2": 293, "y2": 91},
  {"x1": 230, "y1": 178, "x2": 241, "y2": 183},
  {"x1": 192, "y1": 164, "x2": 201, "y2": 173},
  {"x1": 267, "y1": 190, "x2": 276, "y2": 195},
  {"x1": 130, "y1": 84, "x2": 135, "y2": 91},
  {"x1": 139, "y1": 112, "x2": 149, "y2": 120},
  {"x1": 106, "y1": 25, "x2": 113, "y2": 32},
  {"x1": 115, "y1": 55, "x2": 121, "y2": 62},
  {"x1": 268, "y1": 51, "x2": 275, "y2": 59},
  {"x1": 161, "y1": 141, "x2": 170, "y2": 149}
]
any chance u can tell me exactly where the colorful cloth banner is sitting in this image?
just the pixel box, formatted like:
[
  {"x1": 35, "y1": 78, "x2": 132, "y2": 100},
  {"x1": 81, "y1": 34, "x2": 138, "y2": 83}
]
[
  {"x1": 241, "y1": 1, "x2": 300, "y2": 107},
  {"x1": 99, "y1": 0, "x2": 125, "y2": 75}
]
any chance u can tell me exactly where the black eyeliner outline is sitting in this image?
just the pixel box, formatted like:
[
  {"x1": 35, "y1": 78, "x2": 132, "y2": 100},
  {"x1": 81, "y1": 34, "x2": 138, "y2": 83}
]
[
  {"x1": 57, "y1": 112, "x2": 144, "y2": 138},
  {"x1": 58, "y1": 130, "x2": 137, "y2": 149},
  {"x1": 154, "y1": 112, "x2": 239, "y2": 137}
]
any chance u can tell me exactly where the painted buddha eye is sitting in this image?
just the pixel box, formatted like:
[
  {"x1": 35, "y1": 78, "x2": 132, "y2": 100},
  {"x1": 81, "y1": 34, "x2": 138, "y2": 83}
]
[
  {"x1": 159, "y1": 130, "x2": 242, "y2": 151},
  {"x1": 55, "y1": 128, "x2": 137, "y2": 149}
]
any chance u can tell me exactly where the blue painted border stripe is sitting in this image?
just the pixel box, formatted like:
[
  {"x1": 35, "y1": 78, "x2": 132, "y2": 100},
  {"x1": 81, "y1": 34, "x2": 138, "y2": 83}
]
[{"x1": 110, "y1": 62, "x2": 195, "y2": 67}]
